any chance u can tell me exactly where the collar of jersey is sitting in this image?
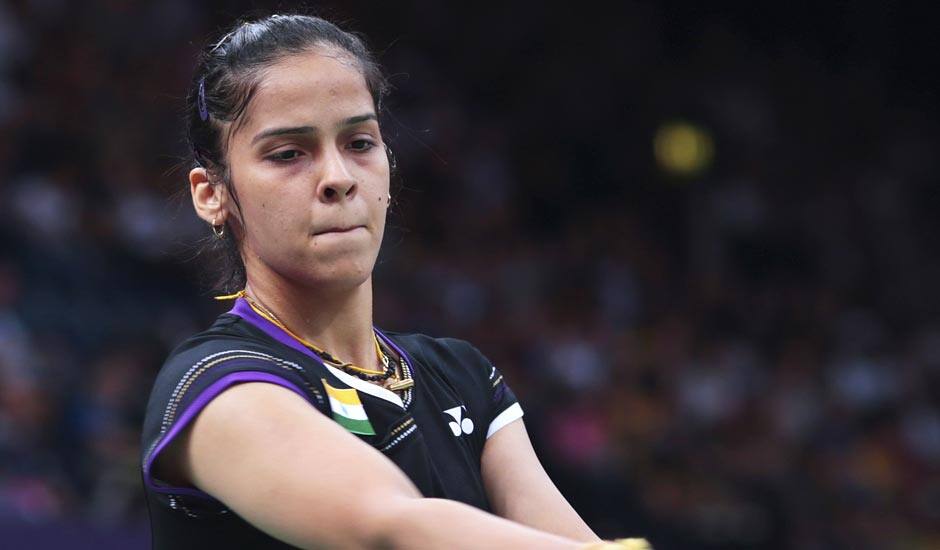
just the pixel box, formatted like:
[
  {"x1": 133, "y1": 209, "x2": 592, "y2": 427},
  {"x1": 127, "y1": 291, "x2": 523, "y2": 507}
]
[{"x1": 229, "y1": 297, "x2": 406, "y2": 409}]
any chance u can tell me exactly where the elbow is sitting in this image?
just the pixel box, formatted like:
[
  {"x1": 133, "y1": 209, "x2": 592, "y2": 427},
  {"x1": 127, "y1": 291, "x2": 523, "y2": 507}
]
[
  {"x1": 353, "y1": 493, "x2": 420, "y2": 550},
  {"x1": 286, "y1": 493, "x2": 413, "y2": 550}
]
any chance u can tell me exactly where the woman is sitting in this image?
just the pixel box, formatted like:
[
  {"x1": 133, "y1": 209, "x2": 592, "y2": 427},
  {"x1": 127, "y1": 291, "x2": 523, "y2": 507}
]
[{"x1": 140, "y1": 13, "x2": 650, "y2": 550}]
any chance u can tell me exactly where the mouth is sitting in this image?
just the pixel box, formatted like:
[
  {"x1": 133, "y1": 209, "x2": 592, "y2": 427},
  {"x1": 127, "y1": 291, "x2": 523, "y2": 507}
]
[{"x1": 312, "y1": 225, "x2": 366, "y2": 236}]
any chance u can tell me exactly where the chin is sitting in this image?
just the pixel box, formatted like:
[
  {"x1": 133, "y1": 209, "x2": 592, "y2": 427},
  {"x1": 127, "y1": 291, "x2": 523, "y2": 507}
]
[{"x1": 298, "y1": 259, "x2": 375, "y2": 290}]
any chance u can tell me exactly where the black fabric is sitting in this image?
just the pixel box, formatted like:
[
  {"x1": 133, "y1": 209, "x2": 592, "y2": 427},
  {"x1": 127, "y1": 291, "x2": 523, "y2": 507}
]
[{"x1": 140, "y1": 313, "x2": 521, "y2": 549}]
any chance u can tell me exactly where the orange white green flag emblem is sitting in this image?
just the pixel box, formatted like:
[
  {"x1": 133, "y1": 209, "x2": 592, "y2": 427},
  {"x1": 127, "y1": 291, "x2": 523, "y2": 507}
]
[{"x1": 322, "y1": 380, "x2": 376, "y2": 436}]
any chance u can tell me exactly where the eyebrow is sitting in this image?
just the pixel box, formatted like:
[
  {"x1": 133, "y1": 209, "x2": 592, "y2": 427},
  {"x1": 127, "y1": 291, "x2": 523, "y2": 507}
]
[{"x1": 251, "y1": 113, "x2": 378, "y2": 145}]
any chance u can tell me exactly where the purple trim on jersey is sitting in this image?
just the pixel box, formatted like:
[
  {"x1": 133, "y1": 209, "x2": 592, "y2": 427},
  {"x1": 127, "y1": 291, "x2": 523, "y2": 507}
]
[
  {"x1": 493, "y1": 382, "x2": 506, "y2": 403},
  {"x1": 374, "y1": 327, "x2": 417, "y2": 379},
  {"x1": 229, "y1": 298, "x2": 325, "y2": 364},
  {"x1": 143, "y1": 370, "x2": 311, "y2": 497},
  {"x1": 230, "y1": 298, "x2": 417, "y2": 378}
]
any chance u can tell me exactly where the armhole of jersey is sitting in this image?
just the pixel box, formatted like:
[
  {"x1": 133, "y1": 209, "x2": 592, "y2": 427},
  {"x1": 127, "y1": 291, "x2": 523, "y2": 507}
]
[
  {"x1": 486, "y1": 402, "x2": 524, "y2": 439},
  {"x1": 143, "y1": 370, "x2": 314, "y2": 498}
]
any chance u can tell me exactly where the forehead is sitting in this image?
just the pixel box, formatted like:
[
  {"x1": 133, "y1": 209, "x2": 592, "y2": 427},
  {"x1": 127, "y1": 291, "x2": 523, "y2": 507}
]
[{"x1": 235, "y1": 49, "x2": 374, "y2": 139}]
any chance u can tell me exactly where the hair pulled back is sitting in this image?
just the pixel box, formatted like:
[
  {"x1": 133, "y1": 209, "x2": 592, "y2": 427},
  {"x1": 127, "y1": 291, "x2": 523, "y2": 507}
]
[{"x1": 185, "y1": 13, "x2": 390, "y2": 293}]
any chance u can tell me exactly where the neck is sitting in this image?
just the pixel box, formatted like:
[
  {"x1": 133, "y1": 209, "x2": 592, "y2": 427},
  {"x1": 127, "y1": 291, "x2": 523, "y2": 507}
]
[{"x1": 243, "y1": 271, "x2": 377, "y2": 371}]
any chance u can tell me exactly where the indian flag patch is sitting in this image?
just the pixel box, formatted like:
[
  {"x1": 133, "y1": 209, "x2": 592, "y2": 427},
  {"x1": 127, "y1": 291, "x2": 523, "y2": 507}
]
[{"x1": 322, "y1": 379, "x2": 376, "y2": 436}]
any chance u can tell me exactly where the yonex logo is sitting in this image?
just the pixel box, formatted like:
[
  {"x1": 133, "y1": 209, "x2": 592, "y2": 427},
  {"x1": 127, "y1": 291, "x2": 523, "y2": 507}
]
[{"x1": 443, "y1": 406, "x2": 474, "y2": 436}]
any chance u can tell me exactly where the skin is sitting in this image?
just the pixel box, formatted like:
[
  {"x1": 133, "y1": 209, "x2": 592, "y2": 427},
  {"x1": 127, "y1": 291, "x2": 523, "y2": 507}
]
[
  {"x1": 482, "y1": 420, "x2": 598, "y2": 541},
  {"x1": 191, "y1": 47, "x2": 387, "y2": 370},
  {"x1": 176, "y1": 46, "x2": 601, "y2": 548}
]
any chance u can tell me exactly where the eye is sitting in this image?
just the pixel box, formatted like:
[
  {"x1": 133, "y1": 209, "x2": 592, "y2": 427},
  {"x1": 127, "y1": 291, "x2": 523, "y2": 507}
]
[
  {"x1": 267, "y1": 149, "x2": 302, "y2": 162},
  {"x1": 348, "y1": 139, "x2": 375, "y2": 152}
]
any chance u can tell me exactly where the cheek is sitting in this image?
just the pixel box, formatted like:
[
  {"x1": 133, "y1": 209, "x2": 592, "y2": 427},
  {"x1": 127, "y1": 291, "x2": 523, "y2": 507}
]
[
  {"x1": 350, "y1": 159, "x2": 389, "y2": 204},
  {"x1": 235, "y1": 179, "x2": 307, "y2": 242}
]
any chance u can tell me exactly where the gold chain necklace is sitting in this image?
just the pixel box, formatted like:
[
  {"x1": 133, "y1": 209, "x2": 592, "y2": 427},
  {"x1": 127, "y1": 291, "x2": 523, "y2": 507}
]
[{"x1": 217, "y1": 290, "x2": 414, "y2": 392}]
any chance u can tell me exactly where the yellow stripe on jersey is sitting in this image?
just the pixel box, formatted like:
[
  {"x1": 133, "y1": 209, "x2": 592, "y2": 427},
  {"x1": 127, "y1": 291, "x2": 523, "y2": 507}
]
[{"x1": 322, "y1": 379, "x2": 375, "y2": 436}]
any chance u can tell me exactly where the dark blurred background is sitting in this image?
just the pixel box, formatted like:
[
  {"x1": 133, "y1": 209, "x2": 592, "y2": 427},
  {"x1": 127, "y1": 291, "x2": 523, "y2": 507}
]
[{"x1": 1, "y1": 1, "x2": 938, "y2": 548}]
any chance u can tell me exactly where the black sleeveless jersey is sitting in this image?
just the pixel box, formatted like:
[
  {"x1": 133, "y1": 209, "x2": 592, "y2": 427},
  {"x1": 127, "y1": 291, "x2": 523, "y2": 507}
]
[{"x1": 140, "y1": 298, "x2": 523, "y2": 549}]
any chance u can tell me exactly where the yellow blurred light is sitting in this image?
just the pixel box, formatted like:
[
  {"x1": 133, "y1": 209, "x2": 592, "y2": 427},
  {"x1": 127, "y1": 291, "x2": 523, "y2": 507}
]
[{"x1": 653, "y1": 121, "x2": 714, "y2": 177}]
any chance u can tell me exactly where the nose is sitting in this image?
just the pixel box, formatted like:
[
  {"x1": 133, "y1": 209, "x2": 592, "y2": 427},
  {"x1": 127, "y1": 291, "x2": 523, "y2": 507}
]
[{"x1": 317, "y1": 146, "x2": 357, "y2": 202}]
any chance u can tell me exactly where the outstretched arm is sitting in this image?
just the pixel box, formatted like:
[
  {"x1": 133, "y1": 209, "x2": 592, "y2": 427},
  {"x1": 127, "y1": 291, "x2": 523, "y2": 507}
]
[
  {"x1": 160, "y1": 382, "x2": 587, "y2": 550},
  {"x1": 481, "y1": 418, "x2": 601, "y2": 542}
]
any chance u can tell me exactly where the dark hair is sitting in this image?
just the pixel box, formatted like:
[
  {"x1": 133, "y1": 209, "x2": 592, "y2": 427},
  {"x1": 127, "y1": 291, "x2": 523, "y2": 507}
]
[{"x1": 186, "y1": 13, "x2": 390, "y2": 293}]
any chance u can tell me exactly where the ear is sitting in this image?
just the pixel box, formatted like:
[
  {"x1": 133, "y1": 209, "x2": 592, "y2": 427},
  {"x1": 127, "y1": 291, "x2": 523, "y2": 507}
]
[{"x1": 190, "y1": 167, "x2": 228, "y2": 225}]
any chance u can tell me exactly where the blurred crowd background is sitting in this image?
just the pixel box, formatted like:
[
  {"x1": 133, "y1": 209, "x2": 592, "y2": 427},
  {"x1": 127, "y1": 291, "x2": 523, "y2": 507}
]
[{"x1": 1, "y1": 1, "x2": 938, "y2": 548}]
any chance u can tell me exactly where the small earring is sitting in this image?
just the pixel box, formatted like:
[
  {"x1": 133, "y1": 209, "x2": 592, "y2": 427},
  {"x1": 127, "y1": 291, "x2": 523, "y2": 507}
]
[
  {"x1": 387, "y1": 193, "x2": 392, "y2": 204},
  {"x1": 212, "y1": 217, "x2": 225, "y2": 239}
]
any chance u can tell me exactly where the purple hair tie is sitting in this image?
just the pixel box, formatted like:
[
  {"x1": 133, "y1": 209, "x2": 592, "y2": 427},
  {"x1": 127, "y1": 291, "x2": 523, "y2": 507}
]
[{"x1": 197, "y1": 77, "x2": 209, "y2": 121}]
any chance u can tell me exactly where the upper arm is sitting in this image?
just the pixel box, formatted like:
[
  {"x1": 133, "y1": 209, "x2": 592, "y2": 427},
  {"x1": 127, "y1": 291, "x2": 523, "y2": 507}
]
[
  {"x1": 169, "y1": 381, "x2": 421, "y2": 549},
  {"x1": 481, "y1": 418, "x2": 599, "y2": 542}
]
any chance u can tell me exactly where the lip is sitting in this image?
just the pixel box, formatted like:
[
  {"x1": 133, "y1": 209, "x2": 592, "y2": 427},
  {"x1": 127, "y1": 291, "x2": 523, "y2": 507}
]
[{"x1": 313, "y1": 225, "x2": 366, "y2": 236}]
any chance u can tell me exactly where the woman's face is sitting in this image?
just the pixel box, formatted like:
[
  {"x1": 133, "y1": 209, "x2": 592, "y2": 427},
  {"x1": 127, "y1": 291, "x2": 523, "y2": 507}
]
[{"x1": 221, "y1": 48, "x2": 390, "y2": 290}]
